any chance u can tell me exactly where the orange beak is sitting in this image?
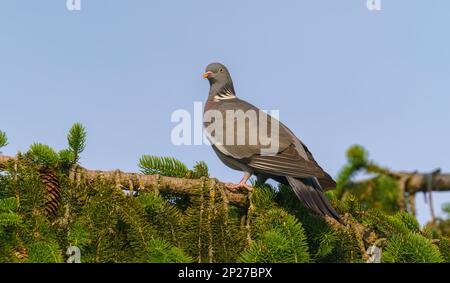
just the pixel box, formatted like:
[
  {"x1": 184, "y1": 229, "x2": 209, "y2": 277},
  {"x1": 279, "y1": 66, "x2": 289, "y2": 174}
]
[{"x1": 203, "y1": 71, "x2": 213, "y2": 78}]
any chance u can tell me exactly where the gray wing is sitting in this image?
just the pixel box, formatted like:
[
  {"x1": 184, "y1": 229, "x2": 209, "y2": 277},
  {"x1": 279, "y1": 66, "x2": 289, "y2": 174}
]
[
  {"x1": 206, "y1": 98, "x2": 293, "y2": 159},
  {"x1": 244, "y1": 144, "x2": 326, "y2": 178},
  {"x1": 206, "y1": 98, "x2": 336, "y2": 188},
  {"x1": 247, "y1": 143, "x2": 336, "y2": 189}
]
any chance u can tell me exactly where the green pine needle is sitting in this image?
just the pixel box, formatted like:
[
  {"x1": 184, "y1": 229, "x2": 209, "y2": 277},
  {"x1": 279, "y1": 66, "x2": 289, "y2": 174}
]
[
  {"x1": 362, "y1": 208, "x2": 410, "y2": 236},
  {"x1": 383, "y1": 233, "x2": 443, "y2": 263},
  {"x1": 67, "y1": 123, "x2": 87, "y2": 163},
  {"x1": 0, "y1": 197, "x2": 18, "y2": 213},
  {"x1": 438, "y1": 237, "x2": 450, "y2": 262},
  {"x1": 139, "y1": 155, "x2": 189, "y2": 177},
  {"x1": 67, "y1": 222, "x2": 91, "y2": 248},
  {"x1": 192, "y1": 161, "x2": 209, "y2": 178},
  {"x1": 58, "y1": 148, "x2": 75, "y2": 169},
  {"x1": 144, "y1": 239, "x2": 192, "y2": 263},
  {"x1": 28, "y1": 241, "x2": 64, "y2": 263},
  {"x1": 0, "y1": 130, "x2": 8, "y2": 151},
  {"x1": 28, "y1": 143, "x2": 59, "y2": 167},
  {"x1": 239, "y1": 209, "x2": 310, "y2": 263},
  {"x1": 0, "y1": 212, "x2": 22, "y2": 227},
  {"x1": 394, "y1": 212, "x2": 420, "y2": 233}
]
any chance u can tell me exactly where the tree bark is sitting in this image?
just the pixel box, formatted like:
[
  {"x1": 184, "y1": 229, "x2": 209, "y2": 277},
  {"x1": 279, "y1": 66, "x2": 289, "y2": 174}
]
[
  {"x1": 391, "y1": 171, "x2": 450, "y2": 194},
  {"x1": 1, "y1": 155, "x2": 450, "y2": 207},
  {"x1": 0, "y1": 155, "x2": 249, "y2": 207}
]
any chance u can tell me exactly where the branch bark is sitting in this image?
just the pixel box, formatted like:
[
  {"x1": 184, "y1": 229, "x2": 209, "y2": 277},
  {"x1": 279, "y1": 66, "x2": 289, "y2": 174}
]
[
  {"x1": 1, "y1": 155, "x2": 450, "y2": 207},
  {"x1": 389, "y1": 171, "x2": 450, "y2": 194},
  {"x1": 0, "y1": 155, "x2": 249, "y2": 207}
]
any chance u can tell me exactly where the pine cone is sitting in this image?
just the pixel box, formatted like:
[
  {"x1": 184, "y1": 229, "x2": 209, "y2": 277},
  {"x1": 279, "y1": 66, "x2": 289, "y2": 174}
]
[{"x1": 39, "y1": 169, "x2": 61, "y2": 217}]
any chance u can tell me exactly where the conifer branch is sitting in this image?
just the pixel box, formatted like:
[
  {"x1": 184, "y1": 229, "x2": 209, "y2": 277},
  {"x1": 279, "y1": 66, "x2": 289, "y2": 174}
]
[
  {"x1": 0, "y1": 131, "x2": 8, "y2": 151},
  {"x1": 1, "y1": 154, "x2": 449, "y2": 206},
  {"x1": 0, "y1": 155, "x2": 248, "y2": 206},
  {"x1": 0, "y1": 155, "x2": 450, "y2": 195}
]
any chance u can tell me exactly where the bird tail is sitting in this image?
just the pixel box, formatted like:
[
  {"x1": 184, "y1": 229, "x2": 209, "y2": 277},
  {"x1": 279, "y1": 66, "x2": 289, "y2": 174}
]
[{"x1": 286, "y1": 176, "x2": 342, "y2": 223}]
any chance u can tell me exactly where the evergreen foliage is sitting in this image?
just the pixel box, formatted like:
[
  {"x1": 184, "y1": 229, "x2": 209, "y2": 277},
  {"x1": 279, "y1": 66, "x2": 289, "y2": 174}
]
[
  {"x1": 139, "y1": 156, "x2": 190, "y2": 177},
  {"x1": 67, "y1": 123, "x2": 87, "y2": 164},
  {"x1": 438, "y1": 237, "x2": 450, "y2": 262},
  {"x1": 335, "y1": 145, "x2": 400, "y2": 213},
  {"x1": 0, "y1": 130, "x2": 8, "y2": 151},
  {"x1": 426, "y1": 203, "x2": 450, "y2": 238},
  {"x1": 383, "y1": 233, "x2": 443, "y2": 263},
  {"x1": 28, "y1": 143, "x2": 60, "y2": 167},
  {"x1": 0, "y1": 129, "x2": 448, "y2": 263},
  {"x1": 139, "y1": 155, "x2": 209, "y2": 178},
  {"x1": 239, "y1": 208, "x2": 310, "y2": 263}
]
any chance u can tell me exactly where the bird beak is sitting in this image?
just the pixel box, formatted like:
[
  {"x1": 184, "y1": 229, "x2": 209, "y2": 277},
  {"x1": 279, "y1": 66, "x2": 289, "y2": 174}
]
[{"x1": 203, "y1": 71, "x2": 213, "y2": 78}]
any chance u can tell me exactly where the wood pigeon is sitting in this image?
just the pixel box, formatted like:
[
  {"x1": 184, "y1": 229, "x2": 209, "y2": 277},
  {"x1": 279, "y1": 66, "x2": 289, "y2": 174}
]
[{"x1": 202, "y1": 63, "x2": 340, "y2": 221}]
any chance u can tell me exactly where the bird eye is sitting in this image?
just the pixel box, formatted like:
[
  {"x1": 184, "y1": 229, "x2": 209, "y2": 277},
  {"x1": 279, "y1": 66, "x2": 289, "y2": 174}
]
[{"x1": 219, "y1": 68, "x2": 224, "y2": 73}]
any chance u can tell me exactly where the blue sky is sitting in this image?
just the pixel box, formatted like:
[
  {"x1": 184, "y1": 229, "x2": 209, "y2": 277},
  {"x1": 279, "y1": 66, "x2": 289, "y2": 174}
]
[{"x1": 1, "y1": 1, "x2": 449, "y2": 225}]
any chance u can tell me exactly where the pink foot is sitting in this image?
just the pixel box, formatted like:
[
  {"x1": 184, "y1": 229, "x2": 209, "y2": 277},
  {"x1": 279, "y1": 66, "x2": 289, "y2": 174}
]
[{"x1": 225, "y1": 182, "x2": 253, "y2": 192}]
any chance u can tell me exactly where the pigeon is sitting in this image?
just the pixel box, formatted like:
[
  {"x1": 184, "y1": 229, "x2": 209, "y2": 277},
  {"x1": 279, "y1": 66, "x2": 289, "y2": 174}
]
[{"x1": 202, "y1": 62, "x2": 340, "y2": 221}]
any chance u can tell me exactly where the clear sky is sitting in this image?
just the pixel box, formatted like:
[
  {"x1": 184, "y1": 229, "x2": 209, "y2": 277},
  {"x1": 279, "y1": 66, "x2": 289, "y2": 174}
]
[{"x1": 1, "y1": 1, "x2": 449, "y2": 225}]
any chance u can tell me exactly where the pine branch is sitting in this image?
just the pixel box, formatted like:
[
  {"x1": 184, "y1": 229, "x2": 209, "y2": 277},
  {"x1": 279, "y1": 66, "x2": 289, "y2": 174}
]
[
  {"x1": 139, "y1": 155, "x2": 189, "y2": 177},
  {"x1": 27, "y1": 143, "x2": 59, "y2": 167},
  {"x1": 138, "y1": 155, "x2": 209, "y2": 179},
  {"x1": 67, "y1": 123, "x2": 87, "y2": 164},
  {"x1": 0, "y1": 130, "x2": 8, "y2": 151},
  {"x1": 0, "y1": 155, "x2": 248, "y2": 207},
  {"x1": 1, "y1": 154, "x2": 449, "y2": 208},
  {"x1": 336, "y1": 145, "x2": 450, "y2": 194}
]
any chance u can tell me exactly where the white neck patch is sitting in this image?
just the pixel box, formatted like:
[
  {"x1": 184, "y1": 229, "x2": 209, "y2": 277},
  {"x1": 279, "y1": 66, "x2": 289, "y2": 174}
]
[{"x1": 214, "y1": 89, "x2": 236, "y2": 102}]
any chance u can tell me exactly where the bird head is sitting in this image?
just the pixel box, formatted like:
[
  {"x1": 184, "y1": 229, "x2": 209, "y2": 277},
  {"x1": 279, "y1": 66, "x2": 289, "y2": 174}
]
[
  {"x1": 203, "y1": 62, "x2": 232, "y2": 83},
  {"x1": 203, "y1": 63, "x2": 235, "y2": 95}
]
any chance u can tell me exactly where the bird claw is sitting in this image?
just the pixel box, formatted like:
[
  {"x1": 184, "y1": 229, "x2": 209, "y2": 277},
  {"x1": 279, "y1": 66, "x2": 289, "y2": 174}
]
[{"x1": 225, "y1": 183, "x2": 254, "y2": 192}]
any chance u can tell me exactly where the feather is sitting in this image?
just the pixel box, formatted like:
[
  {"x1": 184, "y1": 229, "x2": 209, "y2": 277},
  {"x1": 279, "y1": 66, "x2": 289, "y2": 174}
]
[{"x1": 286, "y1": 176, "x2": 342, "y2": 222}]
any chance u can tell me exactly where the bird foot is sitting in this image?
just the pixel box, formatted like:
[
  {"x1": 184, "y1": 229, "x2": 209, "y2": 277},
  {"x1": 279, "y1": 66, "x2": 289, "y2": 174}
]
[{"x1": 225, "y1": 182, "x2": 254, "y2": 192}]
